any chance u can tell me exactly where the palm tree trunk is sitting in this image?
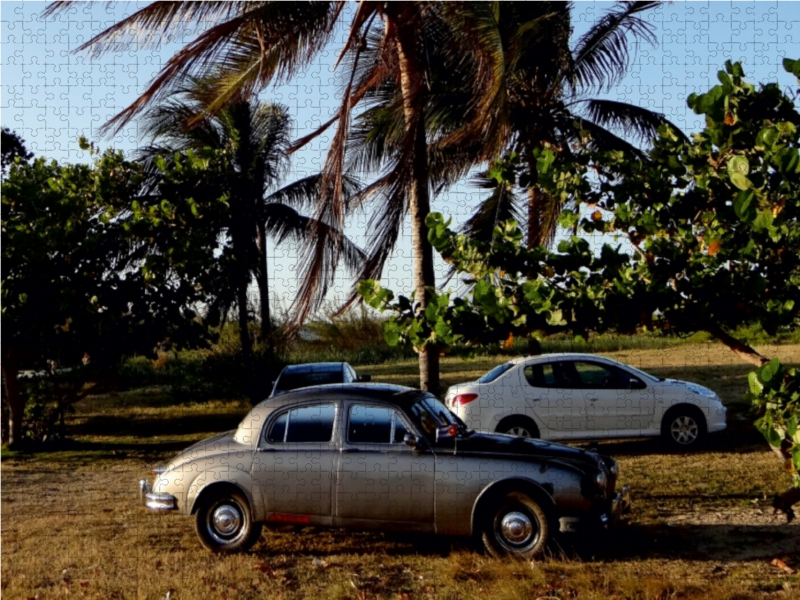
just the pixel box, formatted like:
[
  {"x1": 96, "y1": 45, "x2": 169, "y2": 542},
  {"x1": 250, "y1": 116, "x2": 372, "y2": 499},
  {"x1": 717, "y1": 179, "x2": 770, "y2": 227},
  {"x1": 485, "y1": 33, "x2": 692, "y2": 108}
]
[
  {"x1": 2, "y1": 347, "x2": 23, "y2": 447},
  {"x1": 527, "y1": 185, "x2": 540, "y2": 250},
  {"x1": 255, "y1": 222, "x2": 272, "y2": 348},
  {"x1": 392, "y1": 11, "x2": 440, "y2": 394}
]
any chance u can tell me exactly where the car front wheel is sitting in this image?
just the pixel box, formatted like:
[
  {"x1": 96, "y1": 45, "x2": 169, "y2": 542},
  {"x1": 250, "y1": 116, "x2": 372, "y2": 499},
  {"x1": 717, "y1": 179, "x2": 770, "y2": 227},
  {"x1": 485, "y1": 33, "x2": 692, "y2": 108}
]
[
  {"x1": 662, "y1": 406, "x2": 706, "y2": 449},
  {"x1": 195, "y1": 487, "x2": 262, "y2": 553},
  {"x1": 481, "y1": 491, "x2": 550, "y2": 559}
]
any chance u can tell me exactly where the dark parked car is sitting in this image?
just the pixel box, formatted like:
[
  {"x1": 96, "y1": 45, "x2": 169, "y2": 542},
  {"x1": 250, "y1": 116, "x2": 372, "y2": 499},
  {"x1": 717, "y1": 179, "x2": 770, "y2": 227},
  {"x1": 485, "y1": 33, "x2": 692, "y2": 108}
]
[
  {"x1": 139, "y1": 384, "x2": 630, "y2": 557},
  {"x1": 269, "y1": 362, "x2": 370, "y2": 397}
]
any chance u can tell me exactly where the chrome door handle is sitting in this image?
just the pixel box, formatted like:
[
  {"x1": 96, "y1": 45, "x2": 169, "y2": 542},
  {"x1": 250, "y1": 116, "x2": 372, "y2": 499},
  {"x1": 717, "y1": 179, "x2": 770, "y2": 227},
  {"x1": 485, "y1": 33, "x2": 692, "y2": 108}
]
[
  {"x1": 341, "y1": 448, "x2": 359, "y2": 453},
  {"x1": 588, "y1": 397, "x2": 599, "y2": 402}
]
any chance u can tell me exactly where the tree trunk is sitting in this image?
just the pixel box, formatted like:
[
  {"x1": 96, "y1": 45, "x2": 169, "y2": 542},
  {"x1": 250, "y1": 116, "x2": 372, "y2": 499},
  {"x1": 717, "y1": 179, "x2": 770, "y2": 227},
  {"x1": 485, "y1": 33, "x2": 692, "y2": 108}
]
[
  {"x1": 527, "y1": 185, "x2": 540, "y2": 250},
  {"x1": 392, "y1": 11, "x2": 440, "y2": 395},
  {"x1": 2, "y1": 348, "x2": 23, "y2": 447},
  {"x1": 702, "y1": 324, "x2": 770, "y2": 367},
  {"x1": 703, "y1": 324, "x2": 800, "y2": 517},
  {"x1": 255, "y1": 221, "x2": 272, "y2": 349}
]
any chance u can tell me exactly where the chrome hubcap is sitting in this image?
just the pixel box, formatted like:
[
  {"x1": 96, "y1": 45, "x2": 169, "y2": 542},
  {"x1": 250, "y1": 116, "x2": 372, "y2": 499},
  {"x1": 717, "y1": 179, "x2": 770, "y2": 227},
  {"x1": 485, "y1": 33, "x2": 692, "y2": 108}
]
[
  {"x1": 671, "y1": 416, "x2": 699, "y2": 444},
  {"x1": 500, "y1": 511, "x2": 533, "y2": 545},
  {"x1": 211, "y1": 504, "x2": 242, "y2": 537}
]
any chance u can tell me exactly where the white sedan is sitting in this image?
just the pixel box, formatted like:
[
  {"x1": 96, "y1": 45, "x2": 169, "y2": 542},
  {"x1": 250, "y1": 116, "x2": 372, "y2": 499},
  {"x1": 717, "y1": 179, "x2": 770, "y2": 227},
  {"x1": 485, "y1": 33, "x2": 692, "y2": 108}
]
[{"x1": 445, "y1": 354, "x2": 727, "y2": 448}]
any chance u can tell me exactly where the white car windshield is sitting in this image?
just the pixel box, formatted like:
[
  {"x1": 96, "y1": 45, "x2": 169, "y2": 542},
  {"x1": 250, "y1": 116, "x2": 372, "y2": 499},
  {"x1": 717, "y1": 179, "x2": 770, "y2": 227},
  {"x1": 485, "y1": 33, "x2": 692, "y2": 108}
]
[{"x1": 617, "y1": 362, "x2": 661, "y2": 383}]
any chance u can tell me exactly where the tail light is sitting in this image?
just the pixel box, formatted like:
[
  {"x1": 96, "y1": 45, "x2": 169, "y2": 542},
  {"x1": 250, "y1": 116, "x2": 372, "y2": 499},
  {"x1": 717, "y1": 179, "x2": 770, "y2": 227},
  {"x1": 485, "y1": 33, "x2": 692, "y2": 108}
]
[{"x1": 452, "y1": 393, "x2": 479, "y2": 406}]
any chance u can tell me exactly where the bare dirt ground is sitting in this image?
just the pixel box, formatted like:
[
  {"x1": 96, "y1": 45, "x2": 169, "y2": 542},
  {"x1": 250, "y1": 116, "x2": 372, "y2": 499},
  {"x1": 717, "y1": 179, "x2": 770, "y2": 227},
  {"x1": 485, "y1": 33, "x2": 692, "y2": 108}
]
[{"x1": 2, "y1": 343, "x2": 800, "y2": 599}]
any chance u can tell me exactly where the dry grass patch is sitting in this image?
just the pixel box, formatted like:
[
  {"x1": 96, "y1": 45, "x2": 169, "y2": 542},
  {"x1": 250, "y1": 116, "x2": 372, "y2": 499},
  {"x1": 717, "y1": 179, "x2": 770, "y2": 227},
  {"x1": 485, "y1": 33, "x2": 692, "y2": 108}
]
[{"x1": 2, "y1": 343, "x2": 800, "y2": 599}]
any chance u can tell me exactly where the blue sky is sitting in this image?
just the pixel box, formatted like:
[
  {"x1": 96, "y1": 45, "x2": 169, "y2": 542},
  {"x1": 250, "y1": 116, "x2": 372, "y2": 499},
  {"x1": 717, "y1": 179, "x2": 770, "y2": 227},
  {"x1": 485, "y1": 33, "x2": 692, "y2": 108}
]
[{"x1": 3, "y1": 1, "x2": 800, "y2": 315}]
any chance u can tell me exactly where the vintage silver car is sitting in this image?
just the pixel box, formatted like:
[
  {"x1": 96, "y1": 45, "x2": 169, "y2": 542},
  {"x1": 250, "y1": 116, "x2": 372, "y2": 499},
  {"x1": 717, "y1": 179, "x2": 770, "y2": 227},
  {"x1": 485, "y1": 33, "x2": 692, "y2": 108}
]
[{"x1": 139, "y1": 384, "x2": 630, "y2": 557}]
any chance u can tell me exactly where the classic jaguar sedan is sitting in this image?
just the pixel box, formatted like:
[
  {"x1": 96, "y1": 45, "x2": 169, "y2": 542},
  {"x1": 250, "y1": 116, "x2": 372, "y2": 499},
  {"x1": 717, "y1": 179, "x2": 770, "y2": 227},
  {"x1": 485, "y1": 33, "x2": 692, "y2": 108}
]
[
  {"x1": 445, "y1": 354, "x2": 727, "y2": 448},
  {"x1": 139, "y1": 384, "x2": 629, "y2": 556}
]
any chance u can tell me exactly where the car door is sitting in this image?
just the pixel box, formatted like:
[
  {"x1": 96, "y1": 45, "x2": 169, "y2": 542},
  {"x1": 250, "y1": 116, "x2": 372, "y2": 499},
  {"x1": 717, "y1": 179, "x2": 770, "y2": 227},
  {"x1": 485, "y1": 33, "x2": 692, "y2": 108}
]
[
  {"x1": 335, "y1": 402, "x2": 435, "y2": 526},
  {"x1": 521, "y1": 361, "x2": 585, "y2": 436},
  {"x1": 572, "y1": 361, "x2": 654, "y2": 433},
  {"x1": 251, "y1": 402, "x2": 338, "y2": 520}
]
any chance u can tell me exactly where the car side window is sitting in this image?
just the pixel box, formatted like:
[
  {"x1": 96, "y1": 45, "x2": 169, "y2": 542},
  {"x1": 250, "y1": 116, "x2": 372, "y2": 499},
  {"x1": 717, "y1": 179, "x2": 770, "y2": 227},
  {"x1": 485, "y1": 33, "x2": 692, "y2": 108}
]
[
  {"x1": 348, "y1": 405, "x2": 408, "y2": 445},
  {"x1": 266, "y1": 403, "x2": 336, "y2": 443},
  {"x1": 523, "y1": 364, "x2": 558, "y2": 388},
  {"x1": 573, "y1": 362, "x2": 643, "y2": 389}
]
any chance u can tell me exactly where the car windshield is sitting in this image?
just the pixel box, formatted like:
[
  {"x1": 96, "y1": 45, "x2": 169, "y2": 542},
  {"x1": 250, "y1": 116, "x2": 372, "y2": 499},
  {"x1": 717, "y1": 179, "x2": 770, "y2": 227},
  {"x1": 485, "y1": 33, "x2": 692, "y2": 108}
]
[
  {"x1": 478, "y1": 362, "x2": 515, "y2": 383},
  {"x1": 617, "y1": 362, "x2": 661, "y2": 383},
  {"x1": 408, "y1": 394, "x2": 467, "y2": 440},
  {"x1": 276, "y1": 370, "x2": 344, "y2": 392}
]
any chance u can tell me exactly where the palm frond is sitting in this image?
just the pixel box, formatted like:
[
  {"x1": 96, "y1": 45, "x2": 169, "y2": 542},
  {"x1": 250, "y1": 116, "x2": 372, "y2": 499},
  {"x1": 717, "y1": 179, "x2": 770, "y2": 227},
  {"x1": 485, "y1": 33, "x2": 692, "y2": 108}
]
[
  {"x1": 458, "y1": 176, "x2": 524, "y2": 244},
  {"x1": 579, "y1": 98, "x2": 688, "y2": 144},
  {"x1": 571, "y1": 1, "x2": 659, "y2": 93},
  {"x1": 263, "y1": 174, "x2": 361, "y2": 215},
  {"x1": 95, "y1": 2, "x2": 340, "y2": 135},
  {"x1": 262, "y1": 203, "x2": 365, "y2": 273},
  {"x1": 563, "y1": 117, "x2": 648, "y2": 160},
  {"x1": 43, "y1": 1, "x2": 256, "y2": 53}
]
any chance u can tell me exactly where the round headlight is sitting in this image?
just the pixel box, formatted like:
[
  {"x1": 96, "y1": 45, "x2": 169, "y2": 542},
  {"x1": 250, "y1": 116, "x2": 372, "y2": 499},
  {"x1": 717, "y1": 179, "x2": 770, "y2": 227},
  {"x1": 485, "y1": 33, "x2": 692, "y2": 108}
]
[
  {"x1": 596, "y1": 470, "x2": 608, "y2": 489},
  {"x1": 609, "y1": 461, "x2": 619, "y2": 478}
]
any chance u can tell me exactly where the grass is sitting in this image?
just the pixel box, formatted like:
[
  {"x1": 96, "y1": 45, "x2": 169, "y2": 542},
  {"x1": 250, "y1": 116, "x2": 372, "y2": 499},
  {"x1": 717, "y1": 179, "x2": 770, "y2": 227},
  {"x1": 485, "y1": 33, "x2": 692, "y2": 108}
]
[{"x1": 3, "y1": 342, "x2": 800, "y2": 599}]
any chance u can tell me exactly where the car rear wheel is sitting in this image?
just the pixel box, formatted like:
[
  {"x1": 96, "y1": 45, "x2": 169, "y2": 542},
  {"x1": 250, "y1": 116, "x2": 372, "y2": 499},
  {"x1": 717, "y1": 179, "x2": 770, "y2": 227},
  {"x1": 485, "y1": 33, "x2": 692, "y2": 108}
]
[
  {"x1": 195, "y1": 487, "x2": 262, "y2": 553},
  {"x1": 481, "y1": 491, "x2": 550, "y2": 559},
  {"x1": 661, "y1": 406, "x2": 706, "y2": 449},
  {"x1": 496, "y1": 416, "x2": 539, "y2": 439}
]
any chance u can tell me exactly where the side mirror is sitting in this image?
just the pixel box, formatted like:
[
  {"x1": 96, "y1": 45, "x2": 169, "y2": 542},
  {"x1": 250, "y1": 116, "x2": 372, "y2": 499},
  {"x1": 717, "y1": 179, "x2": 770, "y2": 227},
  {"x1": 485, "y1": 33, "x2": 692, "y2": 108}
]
[
  {"x1": 357, "y1": 374, "x2": 372, "y2": 382},
  {"x1": 629, "y1": 378, "x2": 644, "y2": 389},
  {"x1": 403, "y1": 433, "x2": 419, "y2": 448}
]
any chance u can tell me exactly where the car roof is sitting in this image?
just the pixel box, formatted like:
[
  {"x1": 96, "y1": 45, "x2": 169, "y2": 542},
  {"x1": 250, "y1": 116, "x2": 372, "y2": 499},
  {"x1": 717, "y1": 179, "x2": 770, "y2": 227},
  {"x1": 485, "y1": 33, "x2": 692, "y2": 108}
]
[
  {"x1": 281, "y1": 362, "x2": 348, "y2": 374},
  {"x1": 508, "y1": 353, "x2": 619, "y2": 365},
  {"x1": 255, "y1": 382, "x2": 427, "y2": 410}
]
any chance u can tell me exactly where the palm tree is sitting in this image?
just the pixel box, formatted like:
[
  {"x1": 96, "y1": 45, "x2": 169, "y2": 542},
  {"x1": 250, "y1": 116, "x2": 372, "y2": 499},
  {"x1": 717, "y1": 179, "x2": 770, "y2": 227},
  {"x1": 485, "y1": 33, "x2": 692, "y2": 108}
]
[
  {"x1": 42, "y1": 1, "x2": 674, "y2": 391},
  {"x1": 44, "y1": 1, "x2": 484, "y2": 393},
  {"x1": 136, "y1": 77, "x2": 363, "y2": 397},
  {"x1": 446, "y1": 1, "x2": 688, "y2": 249}
]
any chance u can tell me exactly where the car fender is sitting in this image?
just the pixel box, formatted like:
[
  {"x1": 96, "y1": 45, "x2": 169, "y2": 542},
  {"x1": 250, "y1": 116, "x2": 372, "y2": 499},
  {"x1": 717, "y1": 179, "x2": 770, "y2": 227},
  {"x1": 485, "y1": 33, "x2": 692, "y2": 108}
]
[
  {"x1": 470, "y1": 477, "x2": 558, "y2": 537},
  {"x1": 186, "y1": 467, "x2": 265, "y2": 521}
]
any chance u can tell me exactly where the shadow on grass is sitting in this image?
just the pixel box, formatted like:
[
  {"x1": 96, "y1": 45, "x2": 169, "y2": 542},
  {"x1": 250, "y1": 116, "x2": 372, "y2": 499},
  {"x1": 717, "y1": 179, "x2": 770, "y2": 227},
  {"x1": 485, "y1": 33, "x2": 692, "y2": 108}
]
[
  {"x1": 250, "y1": 520, "x2": 799, "y2": 565},
  {"x1": 555, "y1": 520, "x2": 800, "y2": 564},
  {"x1": 69, "y1": 410, "x2": 244, "y2": 439}
]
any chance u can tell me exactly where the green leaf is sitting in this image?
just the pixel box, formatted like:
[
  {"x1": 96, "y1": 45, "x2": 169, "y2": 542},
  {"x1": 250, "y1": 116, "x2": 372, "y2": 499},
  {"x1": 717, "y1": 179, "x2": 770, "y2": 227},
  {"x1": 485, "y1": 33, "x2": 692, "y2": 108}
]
[
  {"x1": 730, "y1": 172, "x2": 752, "y2": 190},
  {"x1": 727, "y1": 156, "x2": 749, "y2": 177},
  {"x1": 787, "y1": 414, "x2": 798, "y2": 438},
  {"x1": 767, "y1": 426, "x2": 784, "y2": 448},
  {"x1": 733, "y1": 189, "x2": 756, "y2": 221},
  {"x1": 382, "y1": 321, "x2": 401, "y2": 347},
  {"x1": 783, "y1": 57, "x2": 800, "y2": 79},
  {"x1": 752, "y1": 209, "x2": 774, "y2": 232},
  {"x1": 759, "y1": 358, "x2": 781, "y2": 384},
  {"x1": 749, "y1": 371, "x2": 764, "y2": 395}
]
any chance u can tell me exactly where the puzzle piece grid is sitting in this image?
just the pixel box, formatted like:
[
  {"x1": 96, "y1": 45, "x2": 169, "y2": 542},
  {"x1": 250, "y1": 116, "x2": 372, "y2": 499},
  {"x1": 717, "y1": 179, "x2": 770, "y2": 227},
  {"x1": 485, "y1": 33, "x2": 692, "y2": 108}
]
[{"x1": 2, "y1": 2, "x2": 800, "y2": 597}]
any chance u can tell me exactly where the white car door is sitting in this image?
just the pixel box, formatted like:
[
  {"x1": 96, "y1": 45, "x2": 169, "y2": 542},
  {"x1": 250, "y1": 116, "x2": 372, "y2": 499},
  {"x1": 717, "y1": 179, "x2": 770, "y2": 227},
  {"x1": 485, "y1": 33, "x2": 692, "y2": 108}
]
[
  {"x1": 520, "y1": 361, "x2": 586, "y2": 437},
  {"x1": 572, "y1": 361, "x2": 655, "y2": 434}
]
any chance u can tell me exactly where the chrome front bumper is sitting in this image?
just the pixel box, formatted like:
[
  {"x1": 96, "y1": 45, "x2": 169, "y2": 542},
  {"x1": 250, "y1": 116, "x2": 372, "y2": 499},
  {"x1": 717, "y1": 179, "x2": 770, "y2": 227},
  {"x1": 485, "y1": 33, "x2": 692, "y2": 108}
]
[
  {"x1": 138, "y1": 479, "x2": 177, "y2": 511},
  {"x1": 601, "y1": 484, "x2": 632, "y2": 526}
]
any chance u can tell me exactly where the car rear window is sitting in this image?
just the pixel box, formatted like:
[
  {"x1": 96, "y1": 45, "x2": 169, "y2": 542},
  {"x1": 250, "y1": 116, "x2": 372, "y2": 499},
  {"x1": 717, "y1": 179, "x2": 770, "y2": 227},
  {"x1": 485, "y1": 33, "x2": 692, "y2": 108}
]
[
  {"x1": 478, "y1": 362, "x2": 515, "y2": 383},
  {"x1": 267, "y1": 403, "x2": 336, "y2": 443}
]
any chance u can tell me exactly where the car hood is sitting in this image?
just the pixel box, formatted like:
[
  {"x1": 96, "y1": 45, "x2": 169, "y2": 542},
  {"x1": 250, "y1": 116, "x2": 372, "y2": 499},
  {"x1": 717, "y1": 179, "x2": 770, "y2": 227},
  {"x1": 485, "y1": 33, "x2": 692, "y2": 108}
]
[
  {"x1": 439, "y1": 431, "x2": 606, "y2": 472},
  {"x1": 651, "y1": 378, "x2": 718, "y2": 399},
  {"x1": 165, "y1": 430, "x2": 248, "y2": 471}
]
